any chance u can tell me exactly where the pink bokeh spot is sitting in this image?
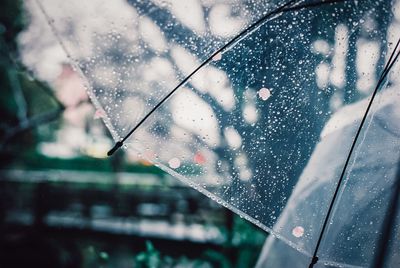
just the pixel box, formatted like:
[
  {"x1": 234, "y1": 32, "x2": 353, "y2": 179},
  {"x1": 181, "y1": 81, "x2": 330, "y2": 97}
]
[
  {"x1": 168, "y1": 157, "x2": 181, "y2": 169},
  {"x1": 94, "y1": 109, "x2": 106, "y2": 119},
  {"x1": 292, "y1": 226, "x2": 305, "y2": 238},
  {"x1": 56, "y1": 64, "x2": 88, "y2": 107},
  {"x1": 194, "y1": 152, "x2": 206, "y2": 165},
  {"x1": 212, "y1": 52, "x2": 222, "y2": 61},
  {"x1": 258, "y1": 87, "x2": 271, "y2": 101}
]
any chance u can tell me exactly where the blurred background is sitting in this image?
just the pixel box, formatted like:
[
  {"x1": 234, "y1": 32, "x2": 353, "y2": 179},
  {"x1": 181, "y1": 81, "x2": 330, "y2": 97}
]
[
  {"x1": 2, "y1": 0, "x2": 400, "y2": 267},
  {"x1": 0, "y1": 1, "x2": 267, "y2": 267}
]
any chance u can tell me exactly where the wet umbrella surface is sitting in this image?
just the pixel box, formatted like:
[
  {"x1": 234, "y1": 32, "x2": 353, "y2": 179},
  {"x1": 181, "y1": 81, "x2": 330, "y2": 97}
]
[{"x1": 27, "y1": 0, "x2": 400, "y2": 267}]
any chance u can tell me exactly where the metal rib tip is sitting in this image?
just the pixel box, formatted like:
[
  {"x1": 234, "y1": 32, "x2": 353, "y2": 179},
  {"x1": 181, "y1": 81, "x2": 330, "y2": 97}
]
[{"x1": 107, "y1": 141, "x2": 123, "y2": 156}]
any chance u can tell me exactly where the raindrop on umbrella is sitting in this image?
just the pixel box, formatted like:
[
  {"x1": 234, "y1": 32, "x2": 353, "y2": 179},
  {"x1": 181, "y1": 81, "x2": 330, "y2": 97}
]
[
  {"x1": 292, "y1": 226, "x2": 304, "y2": 238},
  {"x1": 34, "y1": 0, "x2": 400, "y2": 267},
  {"x1": 258, "y1": 87, "x2": 271, "y2": 101},
  {"x1": 168, "y1": 157, "x2": 181, "y2": 169}
]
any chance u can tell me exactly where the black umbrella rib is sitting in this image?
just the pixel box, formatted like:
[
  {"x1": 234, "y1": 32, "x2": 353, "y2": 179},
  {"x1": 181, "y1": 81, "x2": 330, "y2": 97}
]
[
  {"x1": 308, "y1": 37, "x2": 400, "y2": 268},
  {"x1": 107, "y1": 0, "x2": 345, "y2": 156}
]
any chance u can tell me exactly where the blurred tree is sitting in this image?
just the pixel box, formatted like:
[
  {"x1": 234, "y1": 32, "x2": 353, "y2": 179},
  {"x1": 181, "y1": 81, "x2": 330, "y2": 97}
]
[
  {"x1": 0, "y1": 0, "x2": 64, "y2": 167},
  {"x1": 0, "y1": 0, "x2": 25, "y2": 153}
]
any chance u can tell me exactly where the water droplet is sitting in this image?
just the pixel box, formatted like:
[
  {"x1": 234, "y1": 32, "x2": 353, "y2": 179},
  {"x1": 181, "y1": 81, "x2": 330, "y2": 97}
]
[
  {"x1": 258, "y1": 87, "x2": 271, "y2": 101},
  {"x1": 168, "y1": 157, "x2": 181, "y2": 169},
  {"x1": 292, "y1": 226, "x2": 304, "y2": 238}
]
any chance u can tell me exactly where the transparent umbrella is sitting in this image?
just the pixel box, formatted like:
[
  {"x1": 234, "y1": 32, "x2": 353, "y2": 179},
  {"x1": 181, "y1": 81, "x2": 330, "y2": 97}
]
[
  {"x1": 31, "y1": 0, "x2": 400, "y2": 267},
  {"x1": 256, "y1": 71, "x2": 400, "y2": 267}
]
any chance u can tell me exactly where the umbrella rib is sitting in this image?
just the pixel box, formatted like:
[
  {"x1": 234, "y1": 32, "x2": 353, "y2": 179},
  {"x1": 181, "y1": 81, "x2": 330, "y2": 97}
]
[
  {"x1": 107, "y1": 0, "x2": 345, "y2": 156},
  {"x1": 308, "y1": 37, "x2": 400, "y2": 268}
]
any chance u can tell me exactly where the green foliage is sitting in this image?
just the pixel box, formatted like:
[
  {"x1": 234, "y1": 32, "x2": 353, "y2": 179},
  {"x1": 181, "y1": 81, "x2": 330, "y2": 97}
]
[
  {"x1": 134, "y1": 241, "x2": 162, "y2": 268},
  {"x1": 231, "y1": 217, "x2": 267, "y2": 247},
  {"x1": 0, "y1": 0, "x2": 63, "y2": 167},
  {"x1": 0, "y1": 0, "x2": 25, "y2": 49}
]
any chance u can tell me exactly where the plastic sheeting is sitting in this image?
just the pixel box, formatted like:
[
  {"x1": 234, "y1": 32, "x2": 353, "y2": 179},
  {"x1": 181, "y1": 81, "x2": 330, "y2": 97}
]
[{"x1": 32, "y1": 0, "x2": 400, "y2": 266}]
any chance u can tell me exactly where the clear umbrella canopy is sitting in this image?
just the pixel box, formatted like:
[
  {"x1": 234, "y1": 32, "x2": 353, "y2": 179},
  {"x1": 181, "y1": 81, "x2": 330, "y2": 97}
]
[
  {"x1": 31, "y1": 0, "x2": 400, "y2": 267},
  {"x1": 256, "y1": 83, "x2": 400, "y2": 267}
]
